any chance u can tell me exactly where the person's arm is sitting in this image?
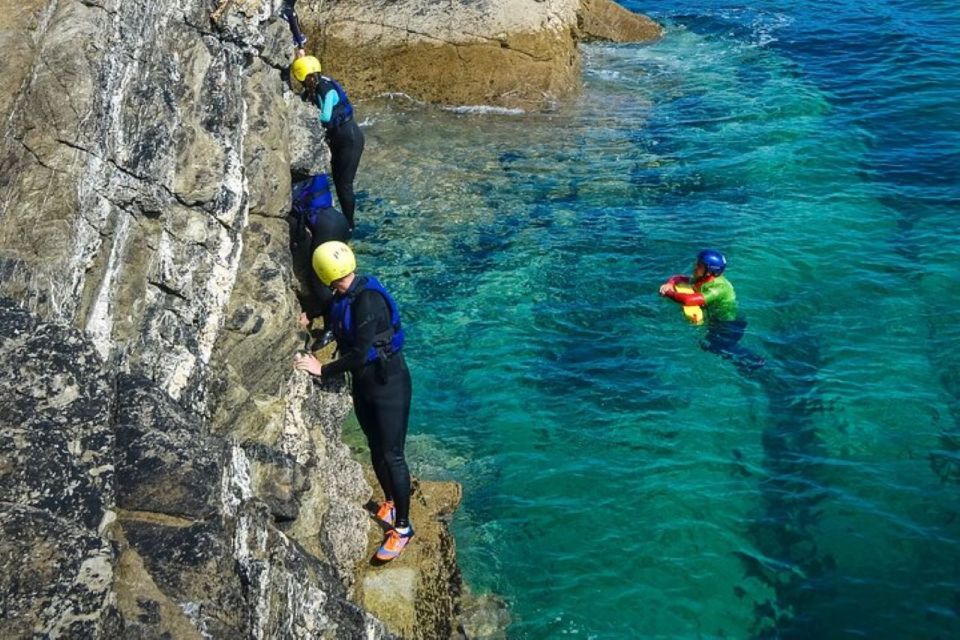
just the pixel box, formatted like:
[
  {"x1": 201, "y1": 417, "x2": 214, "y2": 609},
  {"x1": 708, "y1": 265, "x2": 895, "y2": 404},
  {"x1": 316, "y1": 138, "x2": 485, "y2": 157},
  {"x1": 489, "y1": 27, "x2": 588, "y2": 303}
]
[
  {"x1": 318, "y1": 88, "x2": 339, "y2": 125},
  {"x1": 658, "y1": 274, "x2": 692, "y2": 299},
  {"x1": 663, "y1": 287, "x2": 705, "y2": 306},
  {"x1": 295, "y1": 291, "x2": 387, "y2": 378}
]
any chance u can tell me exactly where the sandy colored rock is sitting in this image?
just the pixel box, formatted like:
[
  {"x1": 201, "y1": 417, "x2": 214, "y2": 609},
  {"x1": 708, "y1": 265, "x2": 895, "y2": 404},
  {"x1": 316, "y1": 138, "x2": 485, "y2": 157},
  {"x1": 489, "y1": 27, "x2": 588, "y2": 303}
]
[
  {"x1": 292, "y1": 0, "x2": 660, "y2": 110},
  {"x1": 299, "y1": 0, "x2": 582, "y2": 110},
  {"x1": 356, "y1": 477, "x2": 465, "y2": 638},
  {"x1": 578, "y1": 0, "x2": 663, "y2": 42}
]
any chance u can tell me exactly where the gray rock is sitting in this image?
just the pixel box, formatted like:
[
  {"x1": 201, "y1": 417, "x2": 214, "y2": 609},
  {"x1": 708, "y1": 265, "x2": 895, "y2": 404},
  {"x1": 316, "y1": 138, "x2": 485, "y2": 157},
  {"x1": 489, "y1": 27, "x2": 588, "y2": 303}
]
[{"x1": 0, "y1": 298, "x2": 392, "y2": 639}]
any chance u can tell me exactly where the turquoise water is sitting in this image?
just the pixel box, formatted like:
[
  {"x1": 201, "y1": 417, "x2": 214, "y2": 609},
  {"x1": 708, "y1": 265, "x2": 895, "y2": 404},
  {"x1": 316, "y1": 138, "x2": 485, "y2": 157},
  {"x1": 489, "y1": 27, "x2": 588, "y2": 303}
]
[{"x1": 350, "y1": 1, "x2": 960, "y2": 637}]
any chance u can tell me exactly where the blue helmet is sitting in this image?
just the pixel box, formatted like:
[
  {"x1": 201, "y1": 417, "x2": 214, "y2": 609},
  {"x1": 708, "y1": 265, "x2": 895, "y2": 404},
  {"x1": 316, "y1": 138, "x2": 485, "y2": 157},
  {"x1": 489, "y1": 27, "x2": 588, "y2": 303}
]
[{"x1": 697, "y1": 249, "x2": 727, "y2": 275}]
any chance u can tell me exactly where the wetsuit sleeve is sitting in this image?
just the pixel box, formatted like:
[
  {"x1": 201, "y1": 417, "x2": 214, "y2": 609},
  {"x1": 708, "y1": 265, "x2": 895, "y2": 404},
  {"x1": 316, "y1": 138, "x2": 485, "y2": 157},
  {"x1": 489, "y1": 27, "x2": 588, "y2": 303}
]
[
  {"x1": 318, "y1": 89, "x2": 339, "y2": 125},
  {"x1": 699, "y1": 281, "x2": 726, "y2": 306},
  {"x1": 321, "y1": 290, "x2": 389, "y2": 378},
  {"x1": 666, "y1": 274, "x2": 690, "y2": 285},
  {"x1": 664, "y1": 288, "x2": 705, "y2": 306},
  {"x1": 302, "y1": 294, "x2": 332, "y2": 323}
]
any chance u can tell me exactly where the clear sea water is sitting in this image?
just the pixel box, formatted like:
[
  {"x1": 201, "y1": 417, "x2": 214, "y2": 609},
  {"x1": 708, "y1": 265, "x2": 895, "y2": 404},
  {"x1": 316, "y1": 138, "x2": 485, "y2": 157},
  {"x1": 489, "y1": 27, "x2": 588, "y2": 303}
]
[{"x1": 349, "y1": 1, "x2": 960, "y2": 637}]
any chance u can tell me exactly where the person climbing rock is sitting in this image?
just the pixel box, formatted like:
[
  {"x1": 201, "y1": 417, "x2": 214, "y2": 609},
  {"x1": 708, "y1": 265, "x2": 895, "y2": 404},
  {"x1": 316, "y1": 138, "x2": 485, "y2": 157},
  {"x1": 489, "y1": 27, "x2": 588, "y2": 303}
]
[
  {"x1": 292, "y1": 172, "x2": 351, "y2": 329},
  {"x1": 659, "y1": 249, "x2": 765, "y2": 372},
  {"x1": 291, "y1": 55, "x2": 365, "y2": 231},
  {"x1": 279, "y1": 0, "x2": 307, "y2": 56},
  {"x1": 293, "y1": 241, "x2": 414, "y2": 562}
]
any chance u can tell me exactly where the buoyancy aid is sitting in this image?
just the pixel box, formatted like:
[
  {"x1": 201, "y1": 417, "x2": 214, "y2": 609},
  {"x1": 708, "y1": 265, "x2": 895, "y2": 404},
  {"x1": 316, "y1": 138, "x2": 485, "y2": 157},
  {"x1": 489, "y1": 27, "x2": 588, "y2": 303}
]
[
  {"x1": 315, "y1": 76, "x2": 354, "y2": 130},
  {"x1": 292, "y1": 174, "x2": 333, "y2": 227},
  {"x1": 330, "y1": 276, "x2": 404, "y2": 363}
]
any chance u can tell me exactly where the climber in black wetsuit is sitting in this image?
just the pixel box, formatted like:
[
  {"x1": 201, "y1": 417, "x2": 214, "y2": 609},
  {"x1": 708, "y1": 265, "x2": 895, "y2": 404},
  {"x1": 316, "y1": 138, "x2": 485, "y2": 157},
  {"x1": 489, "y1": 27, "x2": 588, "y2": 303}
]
[
  {"x1": 293, "y1": 241, "x2": 413, "y2": 562},
  {"x1": 290, "y1": 55, "x2": 365, "y2": 230},
  {"x1": 291, "y1": 172, "x2": 351, "y2": 322}
]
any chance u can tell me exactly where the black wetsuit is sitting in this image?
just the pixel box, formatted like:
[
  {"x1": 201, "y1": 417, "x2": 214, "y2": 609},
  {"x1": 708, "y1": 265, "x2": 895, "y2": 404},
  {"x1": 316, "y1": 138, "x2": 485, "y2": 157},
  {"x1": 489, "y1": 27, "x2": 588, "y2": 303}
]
[
  {"x1": 701, "y1": 320, "x2": 765, "y2": 372},
  {"x1": 321, "y1": 278, "x2": 412, "y2": 528},
  {"x1": 326, "y1": 120, "x2": 364, "y2": 229},
  {"x1": 311, "y1": 77, "x2": 364, "y2": 229}
]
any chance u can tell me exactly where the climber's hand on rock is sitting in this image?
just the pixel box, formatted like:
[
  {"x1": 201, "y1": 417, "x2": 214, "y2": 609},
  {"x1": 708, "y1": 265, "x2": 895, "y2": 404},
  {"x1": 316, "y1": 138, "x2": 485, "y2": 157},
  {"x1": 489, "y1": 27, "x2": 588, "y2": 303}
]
[{"x1": 294, "y1": 352, "x2": 322, "y2": 376}]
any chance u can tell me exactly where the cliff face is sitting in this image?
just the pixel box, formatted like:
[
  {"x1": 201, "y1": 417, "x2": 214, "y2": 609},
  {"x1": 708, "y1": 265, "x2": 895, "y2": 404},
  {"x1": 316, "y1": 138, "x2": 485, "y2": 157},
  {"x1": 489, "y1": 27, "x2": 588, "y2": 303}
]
[
  {"x1": 0, "y1": 298, "x2": 388, "y2": 638},
  {"x1": 0, "y1": 1, "x2": 457, "y2": 638}
]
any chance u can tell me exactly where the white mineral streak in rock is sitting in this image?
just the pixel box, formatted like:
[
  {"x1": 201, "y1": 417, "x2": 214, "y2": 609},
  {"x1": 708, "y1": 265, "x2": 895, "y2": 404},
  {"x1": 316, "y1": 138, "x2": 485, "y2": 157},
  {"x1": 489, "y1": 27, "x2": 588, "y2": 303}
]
[
  {"x1": 165, "y1": 55, "x2": 249, "y2": 401},
  {"x1": 279, "y1": 376, "x2": 315, "y2": 466},
  {"x1": 224, "y1": 443, "x2": 317, "y2": 639},
  {"x1": 365, "y1": 618, "x2": 385, "y2": 640},
  {"x1": 222, "y1": 444, "x2": 254, "y2": 515},
  {"x1": 221, "y1": 445, "x2": 275, "y2": 637},
  {"x1": 85, "y1": 208, "x2": 131, "y2": 359},
  {"x1": 59, "y1": 158, "x2": 109, "y2": 322},
  {"x1": 69, "y1": 1, "x2": 144, "y2": 327},
  {"x1": 284, "y1": 574, "x2": 332, "y2": 638},
  {"x1": 151, "y1": 229, "x2": 200, "y2": 398},
  {"x1": 97, "y1": 509, "x2": 117, "y2": 536}
]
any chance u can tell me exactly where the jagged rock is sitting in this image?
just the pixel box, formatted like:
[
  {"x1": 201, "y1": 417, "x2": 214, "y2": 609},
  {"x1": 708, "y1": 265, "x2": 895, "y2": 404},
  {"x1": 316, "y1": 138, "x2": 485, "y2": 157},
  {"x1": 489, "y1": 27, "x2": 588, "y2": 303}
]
[
  {"x1": 115, "y1": 375, "x2": 224, "y2": 520},
  {"x1": 241, "y1": 442, "x2": 312, "y2": 522},
  {"x1": 0, "y1": 298, "x2": 117, "y2": 638},
  {"x1": 0, "y1": 298, "x2": 393, "y2": 638},
  {"x1": 578, "y1": 0, "x2": 663, "y2": 43},
  {"x1": 459, "y1": 592, "x2": 512, "y2": 640}
]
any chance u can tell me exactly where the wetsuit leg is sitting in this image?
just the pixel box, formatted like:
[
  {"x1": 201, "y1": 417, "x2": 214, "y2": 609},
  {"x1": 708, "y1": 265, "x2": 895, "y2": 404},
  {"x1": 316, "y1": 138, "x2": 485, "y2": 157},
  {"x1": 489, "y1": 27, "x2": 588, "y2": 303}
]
[
  {"x1": 352, "y1": 361, "x2": 413, "y2": 527},
  {"x1": 353, "y1": 394, "x2": 395, "y2": 503},
  {"x1": 327, "y1": 120, "x2": 365, "y2": 229},
  {"x1": 702, "y1": 320, "x2": 765, "y2": 371}
]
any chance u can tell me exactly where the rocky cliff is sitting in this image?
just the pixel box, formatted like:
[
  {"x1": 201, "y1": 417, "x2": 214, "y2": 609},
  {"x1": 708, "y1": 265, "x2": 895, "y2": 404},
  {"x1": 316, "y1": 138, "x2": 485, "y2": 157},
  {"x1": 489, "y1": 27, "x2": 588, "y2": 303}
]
[{"x1": 0, "y1": 1, "x2": 459, "y2": 638}]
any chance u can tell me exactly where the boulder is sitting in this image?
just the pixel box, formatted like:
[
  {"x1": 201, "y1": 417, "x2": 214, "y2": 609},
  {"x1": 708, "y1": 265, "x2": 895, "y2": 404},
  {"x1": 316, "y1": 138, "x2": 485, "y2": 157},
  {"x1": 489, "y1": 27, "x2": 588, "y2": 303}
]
[
  {"x1": 294, "y1": 0, "x2": 661, "y2": 110},
  {"x1": 578, "y1": 0, "x2": 663, "y2": 42},
  {"x1": 300, "y1": 0, "x2": 583, "y2": 110}
]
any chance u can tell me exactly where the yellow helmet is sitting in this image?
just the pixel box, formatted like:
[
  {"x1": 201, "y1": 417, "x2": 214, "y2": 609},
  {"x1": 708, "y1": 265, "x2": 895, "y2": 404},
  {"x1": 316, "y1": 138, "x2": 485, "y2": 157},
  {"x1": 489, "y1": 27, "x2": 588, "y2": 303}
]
[
  {"x1": 291, "y1": 55, "x2": 321, "y2": 82},
  {"x1": 312, "y1": 241, "x2": 356, "y2": 286}
]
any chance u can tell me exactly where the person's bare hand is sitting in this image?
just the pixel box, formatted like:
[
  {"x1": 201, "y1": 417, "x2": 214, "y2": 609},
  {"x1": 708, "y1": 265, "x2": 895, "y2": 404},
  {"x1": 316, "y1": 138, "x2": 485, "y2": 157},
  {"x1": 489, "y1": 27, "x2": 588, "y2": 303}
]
[{"x1": 294, "y1": 352, "x2": 322, "y2": 376}]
